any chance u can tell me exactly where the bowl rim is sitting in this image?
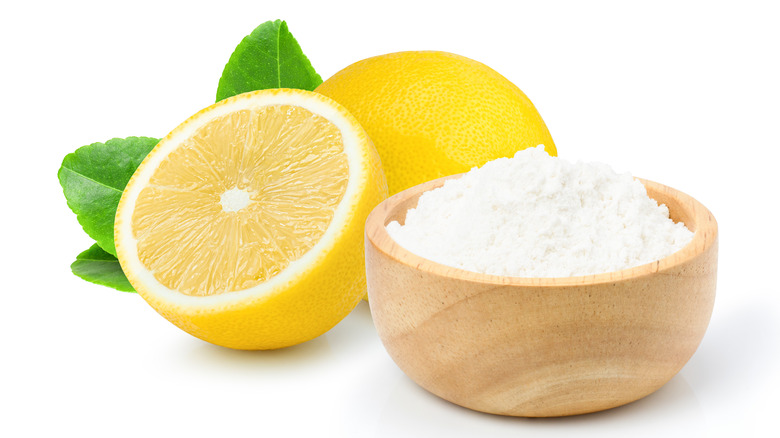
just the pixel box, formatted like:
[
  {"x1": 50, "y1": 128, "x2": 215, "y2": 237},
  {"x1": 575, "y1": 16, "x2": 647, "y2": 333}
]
[{"x1": 365, "y1": 174, "x2": 718, "y2": 287}]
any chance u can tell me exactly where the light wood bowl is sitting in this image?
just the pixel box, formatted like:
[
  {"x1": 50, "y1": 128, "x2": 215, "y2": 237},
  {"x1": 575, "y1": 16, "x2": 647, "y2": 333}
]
[{"x1": 365, "y1": 175, "x2": 717, "y2": 417}]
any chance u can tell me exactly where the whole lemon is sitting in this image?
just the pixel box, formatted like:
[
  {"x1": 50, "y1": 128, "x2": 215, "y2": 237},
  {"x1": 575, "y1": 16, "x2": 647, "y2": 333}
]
[{"x1": 316, "y1": 51, "x2": 557, "y2": 194}]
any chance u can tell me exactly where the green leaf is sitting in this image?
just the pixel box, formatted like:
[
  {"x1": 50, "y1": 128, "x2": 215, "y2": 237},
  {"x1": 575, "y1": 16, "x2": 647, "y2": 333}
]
[
  {"x1": 216, "y1": 19, "x2": 323, "y2": 101},
  {"x1": 58, "y1": 137, "x2": 159, "y2": 256},
  {"x1": 71, "y1": 244, "x2": 135, "y2": 292}
]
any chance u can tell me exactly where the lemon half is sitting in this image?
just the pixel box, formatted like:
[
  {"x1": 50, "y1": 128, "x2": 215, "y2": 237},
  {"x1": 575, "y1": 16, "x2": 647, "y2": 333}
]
[{"x1": 115, "y1": 89, "x2": 387, "y2": 350}]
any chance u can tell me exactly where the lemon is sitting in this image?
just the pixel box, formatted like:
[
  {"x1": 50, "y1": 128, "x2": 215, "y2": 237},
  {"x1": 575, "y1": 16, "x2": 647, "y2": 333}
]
[
  {"x1": 316, "y1": 51, "x2": 557, "y2": 195},
  {"x1": 115, "y1": 89, "x2": 387, "y2": 350}
]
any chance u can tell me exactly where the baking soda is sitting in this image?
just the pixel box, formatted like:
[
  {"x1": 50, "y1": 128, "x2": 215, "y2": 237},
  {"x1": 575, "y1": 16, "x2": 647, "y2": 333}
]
[{"x1": 386, "y1": 146, "x2": 694, "y2": 277}]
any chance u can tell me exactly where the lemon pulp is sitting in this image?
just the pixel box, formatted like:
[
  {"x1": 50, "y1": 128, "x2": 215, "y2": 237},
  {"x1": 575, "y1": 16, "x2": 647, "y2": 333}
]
[{"x1": 130, "y1": 105, "x2": 348, "y2": 297}]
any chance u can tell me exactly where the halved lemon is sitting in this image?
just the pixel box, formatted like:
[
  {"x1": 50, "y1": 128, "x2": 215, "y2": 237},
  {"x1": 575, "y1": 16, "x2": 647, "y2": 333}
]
[{"x1": 115, "y1": 89, "x2": 387, "y2": 350}]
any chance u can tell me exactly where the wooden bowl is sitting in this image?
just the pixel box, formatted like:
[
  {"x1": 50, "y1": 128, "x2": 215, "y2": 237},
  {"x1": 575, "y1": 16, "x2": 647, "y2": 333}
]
[{"x1": 365, "y1": 175, "x2": 717, "y2": 417}]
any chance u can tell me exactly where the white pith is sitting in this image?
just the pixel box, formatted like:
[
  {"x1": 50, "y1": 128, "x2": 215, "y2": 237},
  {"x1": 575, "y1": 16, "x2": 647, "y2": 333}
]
[
  {"x1": 115, "y1": 90, "x2": 365, "y2": 309},
  {"x1": 220, "y1": 187, "x2": 252, "y2": 213}
]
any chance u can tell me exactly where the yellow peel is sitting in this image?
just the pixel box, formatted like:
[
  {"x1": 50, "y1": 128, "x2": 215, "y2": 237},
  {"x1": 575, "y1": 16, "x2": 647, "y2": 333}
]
[{"x1": 316, "y1": 51, "x2": 557, "y2": 195}]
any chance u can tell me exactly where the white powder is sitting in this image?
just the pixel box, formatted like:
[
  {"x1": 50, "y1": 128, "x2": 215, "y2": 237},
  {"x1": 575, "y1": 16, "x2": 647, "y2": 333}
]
[{"x1": 386, "y1": 146, "x2": 694, "y2": 278}]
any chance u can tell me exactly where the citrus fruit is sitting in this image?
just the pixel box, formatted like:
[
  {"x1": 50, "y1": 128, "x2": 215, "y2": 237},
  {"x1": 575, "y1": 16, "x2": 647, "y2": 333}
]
[
  {"x1": 316, "y1": 51, "x2": 557, "y2": 194},
  {"x1": 115, "y1": 89, "x2": 387, "y2": 350}
]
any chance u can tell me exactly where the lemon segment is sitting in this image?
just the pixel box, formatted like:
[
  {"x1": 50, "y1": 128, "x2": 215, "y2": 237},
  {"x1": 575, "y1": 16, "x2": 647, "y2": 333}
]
[{"x1": 115, "y1": 89, "x2": 387, "y2": 349}]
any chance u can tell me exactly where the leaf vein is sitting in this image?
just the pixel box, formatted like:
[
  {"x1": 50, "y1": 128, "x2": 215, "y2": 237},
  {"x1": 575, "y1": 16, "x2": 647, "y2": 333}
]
[
  {"x1": 76, "y1": 259, "x2": 120, "y2": 263},
  {"x1": 275, "y1": 23, "x2": 281, "y2": 87},
  {"x1": 60, "y1": 166, "x2": 124, "y2": 192}
]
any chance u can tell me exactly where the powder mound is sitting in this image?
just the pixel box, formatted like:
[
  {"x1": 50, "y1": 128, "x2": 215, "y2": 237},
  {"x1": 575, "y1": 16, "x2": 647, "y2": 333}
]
[{"x1": 386, "y1": 146, "x2": 694, "y2": 278}]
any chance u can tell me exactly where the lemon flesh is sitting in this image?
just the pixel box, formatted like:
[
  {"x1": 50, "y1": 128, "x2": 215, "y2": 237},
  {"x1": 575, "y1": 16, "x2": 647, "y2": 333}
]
[{"x1": 132, "y1": 106, "x2": 348, "y2": 297}]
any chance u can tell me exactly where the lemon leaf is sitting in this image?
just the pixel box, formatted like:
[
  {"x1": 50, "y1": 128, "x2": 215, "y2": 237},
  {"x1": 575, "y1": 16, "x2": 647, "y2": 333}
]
[
  {"x1": 216, "y1": 20, "x2": 322, "y2": 102},
  {"x1": 71, "y1": 244, "x2": 135, "y2": 292},
  {"x1": 58, "y1": 137, "x2": 159, "y2": 256}
]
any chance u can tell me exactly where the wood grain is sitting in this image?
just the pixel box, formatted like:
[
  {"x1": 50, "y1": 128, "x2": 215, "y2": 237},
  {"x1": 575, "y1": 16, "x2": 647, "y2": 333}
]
[{"x1": 365, "y1": 175, "x2": 717, "y2": 417}]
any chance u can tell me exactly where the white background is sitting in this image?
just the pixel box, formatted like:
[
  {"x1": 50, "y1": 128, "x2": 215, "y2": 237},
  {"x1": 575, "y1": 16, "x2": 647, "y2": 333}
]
[{"x1": 3, "y1": 1, "x2": 779, "y2": 436}]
